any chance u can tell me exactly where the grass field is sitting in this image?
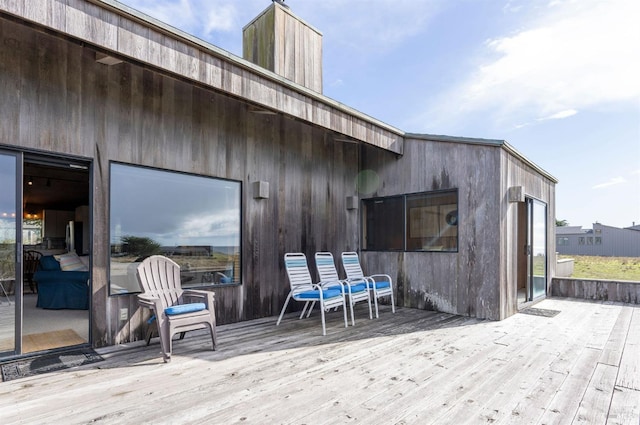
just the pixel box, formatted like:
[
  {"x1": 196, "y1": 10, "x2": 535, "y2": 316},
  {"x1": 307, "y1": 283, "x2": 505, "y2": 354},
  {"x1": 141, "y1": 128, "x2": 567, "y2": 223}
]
[{"x1": 559, "y1": 255, "x2": 640, "y2": 281}]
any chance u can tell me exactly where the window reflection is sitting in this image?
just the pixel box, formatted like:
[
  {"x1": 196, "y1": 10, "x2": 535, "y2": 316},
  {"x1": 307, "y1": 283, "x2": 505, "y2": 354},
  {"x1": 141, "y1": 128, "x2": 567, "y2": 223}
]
[
  {"x1": 109, "y1": 163, "x2": 241, "y2": 295},
  {"x1": 362, "y1": 189, "x2": 458, "y2": 252}
]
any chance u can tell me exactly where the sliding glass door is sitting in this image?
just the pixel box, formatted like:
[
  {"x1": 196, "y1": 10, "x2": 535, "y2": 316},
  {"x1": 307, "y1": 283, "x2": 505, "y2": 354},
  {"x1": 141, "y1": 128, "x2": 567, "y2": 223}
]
[
  {"x1": 528, "y1": 198, "x2": 547, "y2": 300},
  {"x1": 0, "y1": 151, "x2": 22, "y2": 356},
  {"x1": 1, "y1": 150, "x2": 91, "y2": 358}
]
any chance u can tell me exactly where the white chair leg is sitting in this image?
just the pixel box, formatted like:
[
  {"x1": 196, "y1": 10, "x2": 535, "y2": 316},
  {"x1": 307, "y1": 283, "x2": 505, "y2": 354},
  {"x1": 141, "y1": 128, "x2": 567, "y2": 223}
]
[
  {"x1": 162, "y1": 325, "x2": 172, "y2": 363},
  {"x1": 390, "y1": 287, "x2": 396, "y2": 313},
  {"x1": 276, "y1": 293, "x2": 292, "y2": 326},
  {"x1": 372, "y1": 289, "x2": 380, "y2": 319},
  {"x1": 301, "y1": 301, "x2": 314, "y2": 319},
  {"x1": 305, "y1": 301, "x2": 316, "y2": 318},
  {"x1": 346, "y1": 288, "x2": 356, "y2": 326},
  {"x1": 320, "y1": 303, "x2": 327, "y2": 336},
  {"x1": 342, "y1": 295, "x2": 348, "y2": 328}
]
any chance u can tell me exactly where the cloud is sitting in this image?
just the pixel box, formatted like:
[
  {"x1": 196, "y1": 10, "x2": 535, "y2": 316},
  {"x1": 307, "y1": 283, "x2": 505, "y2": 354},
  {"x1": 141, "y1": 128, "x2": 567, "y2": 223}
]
[
  {"x1": 512, "y1": 108, "x2": 577, "y2": 129},
  {"x1": 592, "y1": 177, "x2": 627, "y2": 189},
  {"x1": 120, "y1": 0, "x2": 265, "y2": 40},
  {"x1": 121, "y1": 0, "x2": 442, "y2": 54},
  {"x1": 420, "y1": 0, "x2": 640, "y2": 131},
  {"x1": 538, "y1": 109, "x2": 578, "y2": 121},
  {"x1": 293, "y1": 0, "x2": 443, "y2": 52}
]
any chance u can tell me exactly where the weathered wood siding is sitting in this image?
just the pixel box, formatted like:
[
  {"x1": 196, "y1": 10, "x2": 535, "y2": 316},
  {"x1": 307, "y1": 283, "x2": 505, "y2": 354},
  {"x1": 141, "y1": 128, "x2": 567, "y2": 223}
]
[
  {"x1": 500, "y1": 150, "x2": 556, "y2": 319},
  {"x1": 361, "y1": 137, "x2": 556, "y2": 320},
  {"x1": 552, "y1": 278, "x2": 640, "y2": 304},
  {"x1": 360, "y1": 138, "x2": 503, "y2": 320},
  {"x1": 0, "y1": 0, "x2": 402, "y2": 153},
  {"x1": 243, "y1": 3, "x2": 323, "y2": 93},
  {"x1": 0, "y1": 16, "x2": 361, "y2": 346}
]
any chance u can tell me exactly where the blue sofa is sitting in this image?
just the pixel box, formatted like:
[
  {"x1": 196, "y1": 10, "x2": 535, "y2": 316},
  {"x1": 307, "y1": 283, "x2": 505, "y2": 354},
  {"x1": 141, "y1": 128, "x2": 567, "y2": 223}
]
[{"x1": 33, "y1": 255, "x2": 90, "y2": 310}]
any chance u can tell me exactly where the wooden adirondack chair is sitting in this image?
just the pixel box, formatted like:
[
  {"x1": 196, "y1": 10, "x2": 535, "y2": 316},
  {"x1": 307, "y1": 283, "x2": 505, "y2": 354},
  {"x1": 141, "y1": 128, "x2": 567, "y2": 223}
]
[{"x1": 136, "y1": 255, "x2": 217, "y2": 362}]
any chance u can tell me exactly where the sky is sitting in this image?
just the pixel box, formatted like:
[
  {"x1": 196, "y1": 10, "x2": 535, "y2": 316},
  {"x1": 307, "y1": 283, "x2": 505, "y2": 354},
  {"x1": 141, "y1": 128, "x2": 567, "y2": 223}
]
[
  {"x1": 118, "y1": 0, "x2": 640, "y2": 229},
  {"x1": 110, "y1": 164, "x2": 240, "y2": 247}
]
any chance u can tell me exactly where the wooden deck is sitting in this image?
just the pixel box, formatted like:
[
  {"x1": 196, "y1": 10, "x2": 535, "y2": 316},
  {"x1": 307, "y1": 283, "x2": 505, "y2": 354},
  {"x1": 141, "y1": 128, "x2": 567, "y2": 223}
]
[{"x1": 0, "y1": 297, "x2": 638, "y2": 424}]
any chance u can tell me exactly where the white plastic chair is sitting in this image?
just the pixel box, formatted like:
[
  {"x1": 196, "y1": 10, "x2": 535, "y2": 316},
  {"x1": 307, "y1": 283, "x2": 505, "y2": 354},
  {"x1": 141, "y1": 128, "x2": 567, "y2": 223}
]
[
  {"x1": 315, "y1": 252, "x2": 372, "y2": 325},
  {"x1": 341, "y1": 251, "x2": 395, "y2": 318},
  {"x1": 136, "y1": 255, "x2": 217, "y2": 362},
  {"x1": 276, "y1": 253, "x2": 348, "y2": 335}
]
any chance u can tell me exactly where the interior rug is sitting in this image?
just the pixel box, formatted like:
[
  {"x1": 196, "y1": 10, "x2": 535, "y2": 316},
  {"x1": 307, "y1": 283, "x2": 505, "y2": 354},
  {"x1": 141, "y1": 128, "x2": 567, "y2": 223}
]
[
  {"x1": 519, "y1": 307, "x2": 561, "y2": 318},
  {"x1": 1, "y1": 348, "x2": 104, "y2": 382}
]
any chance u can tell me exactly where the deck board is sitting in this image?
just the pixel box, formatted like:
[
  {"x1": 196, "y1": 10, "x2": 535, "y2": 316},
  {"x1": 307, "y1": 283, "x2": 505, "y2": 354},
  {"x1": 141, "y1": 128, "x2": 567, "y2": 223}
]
[
  {"x1": 0, "y1": 298, "x2": 638, "y2": 425},
  {"x1": 616, "y1": 307, "x2": 640, "y2": 391}
]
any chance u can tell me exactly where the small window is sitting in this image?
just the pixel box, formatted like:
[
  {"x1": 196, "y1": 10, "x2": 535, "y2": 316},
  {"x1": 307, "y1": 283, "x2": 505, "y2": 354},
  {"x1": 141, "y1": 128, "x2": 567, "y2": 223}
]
[
  {"x1": 363, "y1": 189, "x2": 458, "y2": 252},
  {"x1": 406, "y1": 191, "x2": 458, "y2": 251},
  {"x1": 579, "y1": 237, "x2": 585, "y2": 245},
  {"x1": 557, "y1": 237, "x2": 569, "y2": 246},
  {"x1": 595, "y1": 237, "x2": 602, "y2": 245},
  {"x1": 362, "y1": 196, "x2": 404, "y2": 251},
  {"x1": 587, "y1": 237, "x2": 594, "y2": 245}
]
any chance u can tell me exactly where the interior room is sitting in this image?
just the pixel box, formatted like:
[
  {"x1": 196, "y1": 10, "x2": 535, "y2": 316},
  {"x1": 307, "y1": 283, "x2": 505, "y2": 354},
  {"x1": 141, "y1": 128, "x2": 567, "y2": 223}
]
[{"x1": 0, "y1": 157, "x2": 91, "y2": 354}]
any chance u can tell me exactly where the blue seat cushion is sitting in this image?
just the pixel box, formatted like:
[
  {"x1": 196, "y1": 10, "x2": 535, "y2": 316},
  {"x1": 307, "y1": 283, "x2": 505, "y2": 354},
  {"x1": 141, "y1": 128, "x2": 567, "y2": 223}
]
[
  {"x1": 350, "y1": 283, "x2": 367, "y2": 292},
  {"x1": 369, "y1": 281, "x2": 391, "y2": 290},
  {"x1": 328, "y1": 283, "x2": 366, "y2": 293},
  {"x1": 297, "y1": 289, "x2": 341, "y2": 300},
  {"x1": 165, "y1": 303, "x2": 206, "y2": 315}
]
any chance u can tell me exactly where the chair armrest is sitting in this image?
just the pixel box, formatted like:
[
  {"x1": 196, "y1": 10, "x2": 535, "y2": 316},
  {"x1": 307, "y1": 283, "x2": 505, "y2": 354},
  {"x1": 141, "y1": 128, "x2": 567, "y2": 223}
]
[
  {"x1": 345, "y1": 277, "x2": 368, "y2": 285},
  {"x1": 368, "y1": 273, "x2": 392, "y2": 282},
  {"x1": 137, "y1": 293, "x2": 161, "y2": 311},
  {"x1": 318, "y1": 279, "x2": 344, "y2": 290},
  {"x1": 183, "y1": 289, "x2": 216, "y2": 311}
]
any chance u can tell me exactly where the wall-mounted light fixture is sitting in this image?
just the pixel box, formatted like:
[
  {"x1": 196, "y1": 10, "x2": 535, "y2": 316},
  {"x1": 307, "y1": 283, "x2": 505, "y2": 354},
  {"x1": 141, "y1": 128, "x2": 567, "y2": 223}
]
[
  {"x1": 27, "y1": 176, "x2": 33, "y2": 186},
  {"x1": 95, "y1": 52, "x2": 123, "y2": 66},
  {"x1": 252, "y1": 181, "x2": 269, "y2": 199},
  {"x1": 346, "y1": 196, "x2": 358, "y2": 210},
  {"x1": 508, "y1": 186, "x2": 524, "y2": 203}
]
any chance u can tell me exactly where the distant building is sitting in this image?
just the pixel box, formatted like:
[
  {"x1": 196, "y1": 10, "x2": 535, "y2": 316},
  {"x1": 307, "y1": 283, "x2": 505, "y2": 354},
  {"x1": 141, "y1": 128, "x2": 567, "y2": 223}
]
[{"x1": 556, "y1": 223, "x2": 640, "y2": 257}]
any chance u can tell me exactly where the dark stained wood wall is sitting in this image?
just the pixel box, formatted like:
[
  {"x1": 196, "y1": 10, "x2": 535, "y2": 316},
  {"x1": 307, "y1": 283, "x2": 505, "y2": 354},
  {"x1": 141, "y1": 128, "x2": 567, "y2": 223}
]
[{"x1": 0, "y1": 16, "x2": 363, "y2": 346}]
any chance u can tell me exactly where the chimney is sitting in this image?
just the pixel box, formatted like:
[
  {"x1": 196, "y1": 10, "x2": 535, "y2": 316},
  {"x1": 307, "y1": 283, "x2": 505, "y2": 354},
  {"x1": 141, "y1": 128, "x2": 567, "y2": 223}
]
[{"x1": 243, "y1": 1, "x2": 323, "y2": 93}]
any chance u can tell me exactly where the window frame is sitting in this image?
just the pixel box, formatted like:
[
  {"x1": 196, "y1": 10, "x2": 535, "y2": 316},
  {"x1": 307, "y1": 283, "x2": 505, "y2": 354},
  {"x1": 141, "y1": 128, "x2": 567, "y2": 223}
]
[
  {"x1": 362, "y1": 189, "x2": 459, "y2": 253},
  {"x1": 108, "y1": 162, "x2": 243, "y2": 296}
]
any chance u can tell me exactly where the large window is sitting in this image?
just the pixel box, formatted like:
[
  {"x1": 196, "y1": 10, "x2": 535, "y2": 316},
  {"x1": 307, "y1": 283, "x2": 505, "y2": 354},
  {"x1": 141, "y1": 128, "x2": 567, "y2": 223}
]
[
  {"x1": 363, "y1": 189, "x2": 458, "y2": 252},
  {"x1": 109, "y1": 163, "x2": 241, "y2": 295}
]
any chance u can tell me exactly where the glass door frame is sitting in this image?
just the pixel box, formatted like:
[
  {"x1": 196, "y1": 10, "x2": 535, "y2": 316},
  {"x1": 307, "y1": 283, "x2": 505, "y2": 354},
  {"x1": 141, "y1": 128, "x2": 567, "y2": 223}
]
[
  {"x1": 0, "y1": 149, "x2": 24, "y2": 356},
  {"x1": 526, "y1": 197, "x2": 548, "y2": 301}
]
